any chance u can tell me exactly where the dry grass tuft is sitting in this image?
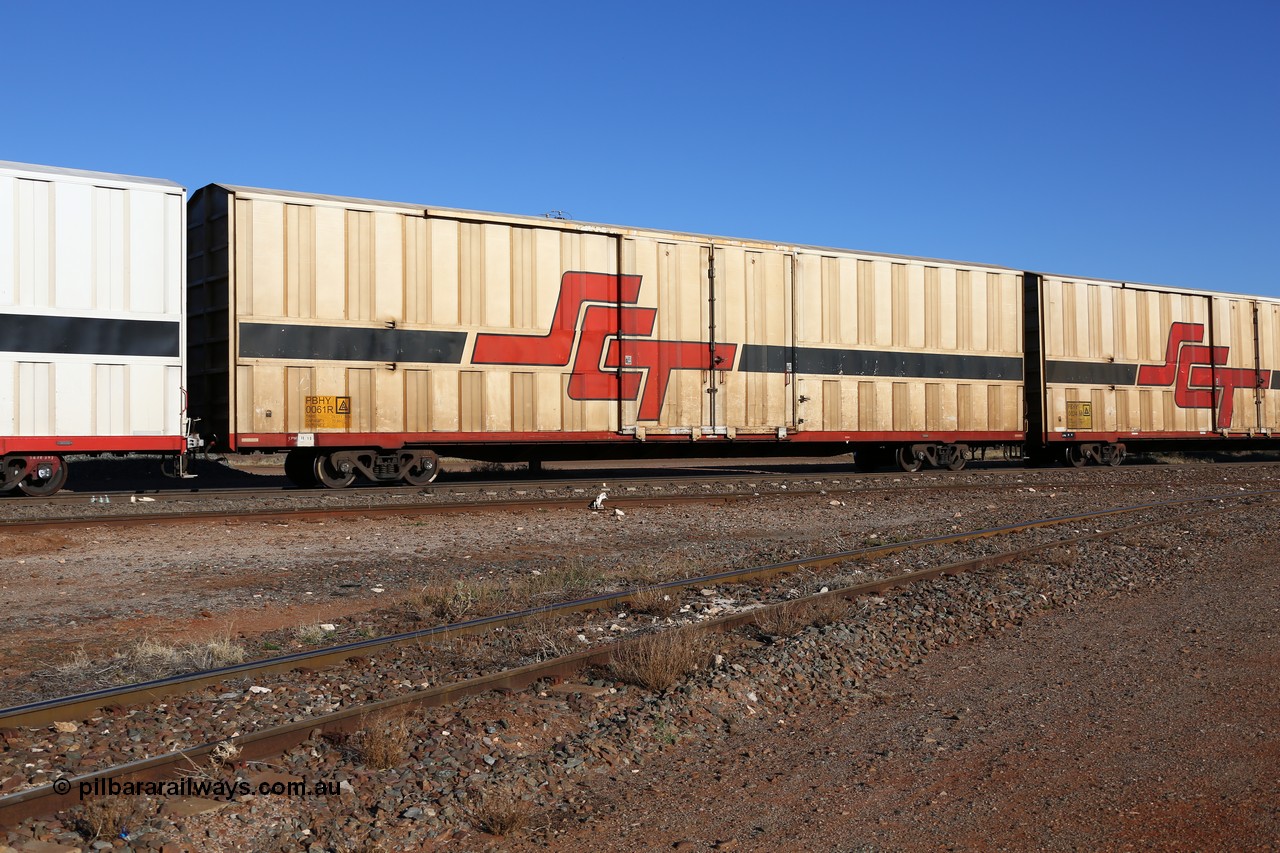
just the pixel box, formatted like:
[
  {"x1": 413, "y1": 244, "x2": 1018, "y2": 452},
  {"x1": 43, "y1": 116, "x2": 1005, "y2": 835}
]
[
  {"x1": 500, "y1": 610, "x2": 575, "y2": 660},
  {"x1": 53, "y1": 648, "x2": 94, "y2": 678},
  {"x1": 821, "y1": 570, "x2": 868, "y2": 590},
  {"x1": 294, "y1": 623, "x2": 336, "y2": 645},
  {"x1": 55, "y1": 636, "x2": 246, "y2": 684},
  {"x1": 72, "y1": 796, "x2": 152, "y2": 841},
  {"x1": 468, "y1": 786, "x2": 533, "y2": 836},
  {"x1": 610, "y1": 628, "x2": 710, "y2": 692},
  {"x1": 754, "y1": 595, "x2": 850, "y2": 638},
  {"x1": 518, "y1": 557, "x2": 601, "y2": 601},
  {"x1": 354, "y1": 712, "x2": 413, "y2": 770},
  {"x1": 629, "y1": 586, "x2": 681, "y2": 618},
  {"x1": 128, "y1": 636, "x2": 246, "y2": 677},
  {"x1": 406, "y1": 578, "x2": 492, "y2": 623}
]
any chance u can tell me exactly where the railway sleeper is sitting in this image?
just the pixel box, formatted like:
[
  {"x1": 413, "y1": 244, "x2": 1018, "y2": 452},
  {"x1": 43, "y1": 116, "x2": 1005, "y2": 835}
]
[
  {"x1": 285, "y1": 448, "x2": 441, "y2": 488},
  {"x1": 0, "y1": 455, "x2": 69, "y2": 497}
]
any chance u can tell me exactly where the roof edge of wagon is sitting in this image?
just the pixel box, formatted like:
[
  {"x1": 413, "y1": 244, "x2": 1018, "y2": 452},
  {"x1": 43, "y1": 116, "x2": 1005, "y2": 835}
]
[
  {"x1": 0, "y1": 159, "x2": 183, "y2": 191},
  {"x1": 194, "y1": 182, "x2": 1028, "y2": 274},
  {"x1": 195, "y1": 182, "x2": 1278, "y2": 304},
  {"x1": 1025, "y1": 269, "x2": 1280, "y2": 305}
]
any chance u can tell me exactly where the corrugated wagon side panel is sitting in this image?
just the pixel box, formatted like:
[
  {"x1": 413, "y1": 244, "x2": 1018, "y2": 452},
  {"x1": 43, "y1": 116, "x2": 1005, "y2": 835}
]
[
  {"x1": 1042, "y1": 278, "x2": 1229, "y2": 438},
  {"x1": 223, "y1": 191, "x2": 648, "y2": 444},
  {"x1": 789, "y1": 253, "x2": 1022, "y2": 439},
  {"x1": 717, "y1": 245, "x2": 791, "y2": 430},
  {"x1": 0, "y1": 162, "x2": 186, "y2": 451},
  {"x1": 1212, "y1": 295, "x2": 1263, "y2": 433},
  {"x1": 1261, "y1": 302, "x2": 1280, "y2": 432},
  {"x1": 0, "y1": 176, "x2": 13, "y2": 306}
]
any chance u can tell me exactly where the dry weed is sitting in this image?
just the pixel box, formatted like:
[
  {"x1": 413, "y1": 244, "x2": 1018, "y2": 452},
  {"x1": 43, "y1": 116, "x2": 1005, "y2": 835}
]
[
  {"x1": 54, "y1": 648, "x2": 95, "y2": 679},
  {"x1": 652, "y1": 554, "x2": 702, "y2": 582},
  {"x1": 177, "y1": 739, "x2": 242, "y2": 788},
  {"x1": 518, "y1": 557, "x2": 601, "y2": 601},
  {"x1": 754, "y1": 595, "x2": 849, "y2": 637},
  {"x1": 54, "y1": 636, "x2": 246, "y2": 684},
  {"x1": 610, "y1": 628, "x2": 710, "y2": 692},
  {"x1": 354, "y1": 712, "x2": 413, "y2": 770},
  {"x1": 629, "y1": 586, "x2": 680, "y2": 618},
  {"x1": 72, "y1": 796, "x2": 152, "y2": 841},
  {"x1": 295, "y1": 623, "x2": 336, "y2": 645},
  {"x1": 128, "y1": 636, "x2": 246, "y2": 677},
  {"x1": 468, "y1": 785, "x2": 533, "y2": 836},
  {"x1": 406, "y1": 579, "x2": 492, "y2": 623},
  {"x1": 500, "y1": 610, "x2": 575, "y2": 659}
]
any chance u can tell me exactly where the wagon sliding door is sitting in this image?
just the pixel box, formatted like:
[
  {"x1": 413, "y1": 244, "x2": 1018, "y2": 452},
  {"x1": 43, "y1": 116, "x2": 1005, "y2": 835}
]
[
  {"x1": 619, "y1": 239, "x2": 706, "y2": 432},
  {"x1": 620, "y1": 240, "x2": 794, "y2": 435},
  {"x1": 714, "y1": 246, "x2": 795, "y2": 434},
  {"x1": 1211, "y1": 296, "x2": 1265, "y2": 433}
]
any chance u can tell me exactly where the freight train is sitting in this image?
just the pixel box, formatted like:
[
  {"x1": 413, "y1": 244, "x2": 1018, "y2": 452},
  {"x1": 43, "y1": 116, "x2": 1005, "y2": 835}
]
[{"x1": 3, "y1": 159, "x2": 1278, "y2": 495}]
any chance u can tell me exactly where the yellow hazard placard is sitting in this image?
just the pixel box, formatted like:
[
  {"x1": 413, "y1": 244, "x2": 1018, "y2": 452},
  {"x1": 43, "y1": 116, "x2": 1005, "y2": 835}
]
[
  {"x1": 1066, "y1": 400, "x2": 1093, "y2": 430},
  {"x1": 305, "y1": 396, "x2": 351, "y2": 429}
]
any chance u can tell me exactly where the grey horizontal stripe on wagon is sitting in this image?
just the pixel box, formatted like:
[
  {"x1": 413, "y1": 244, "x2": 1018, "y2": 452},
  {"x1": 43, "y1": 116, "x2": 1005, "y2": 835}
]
[
  {"x1": 0, "y1": 313, "x2": 180, "y2": 358},
  {"x1": 738, "y1": 344, "x2": 1023, "y2": 381},
  {"x1": 238, "y1": 323, "x2": 467, "y2": 364},
  {"x1": 1043, "y1": 361, "x2": 1139, "y2": 386}
]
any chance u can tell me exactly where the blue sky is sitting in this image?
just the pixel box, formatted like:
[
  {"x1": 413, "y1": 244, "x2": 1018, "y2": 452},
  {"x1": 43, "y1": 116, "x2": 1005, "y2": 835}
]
[{"x1": 4, "y1": 1, "x2": 1277, "y2": 295}]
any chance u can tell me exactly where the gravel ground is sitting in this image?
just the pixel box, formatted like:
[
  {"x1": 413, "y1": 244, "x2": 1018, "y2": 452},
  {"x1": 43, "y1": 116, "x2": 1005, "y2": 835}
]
[
  {"x1": 0, "y1": 497, "x2": 1251, "y2": 796},
  {"x1": 3, "y1": 461, "x2": 1273, "y2": 699},
  {"x1": 2, "y1": 462, "x2": 1278, "y2": 851},
  {"x1": 526, "y1": 511, "x2": 1280, "y2": 852}
]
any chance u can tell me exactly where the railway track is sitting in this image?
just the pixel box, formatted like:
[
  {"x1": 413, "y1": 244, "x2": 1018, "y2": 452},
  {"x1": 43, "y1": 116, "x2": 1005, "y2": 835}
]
[
  {"x1": 1, "y1": 486, "x2": 1273, "y2": 828},
  {"x1": 0, "y1": 463, "x2": 1263, "y2": 532},
  {"x1": 5, "y1": 454, "x2": 1275, "y2": 510}
]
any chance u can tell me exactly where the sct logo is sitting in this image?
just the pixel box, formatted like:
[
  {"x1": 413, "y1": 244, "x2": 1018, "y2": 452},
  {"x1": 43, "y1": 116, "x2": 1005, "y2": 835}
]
[
  {"x1": 1136, "y1": 322, "x2": 1266, "y2": 428},
  {"x1": 472, "y1": 271, "x2": 735, "y2": 421}
]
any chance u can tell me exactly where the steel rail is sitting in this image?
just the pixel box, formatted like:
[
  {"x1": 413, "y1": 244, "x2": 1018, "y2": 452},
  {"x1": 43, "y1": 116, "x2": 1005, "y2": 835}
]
[
  {"x1": 6, "y1": 457, "x2": 1265, "y2": 508},
  {"x1": 1, "y1": 464, "x2": 989, "y2": 505},
  {"x1": 0, "y1": 469, "x2": 1259, "y2": 532},
  {"x1": 0, "y1": 491, "x2": 1265, "y2": 828},
  {"x1": 0, "y1": 492, "x2": 756, "y2": 533}
]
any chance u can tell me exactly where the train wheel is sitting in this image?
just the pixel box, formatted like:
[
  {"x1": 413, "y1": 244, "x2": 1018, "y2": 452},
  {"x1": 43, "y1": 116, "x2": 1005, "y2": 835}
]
[
  {"x1": 18, "y1": 460, "x2": 68, "y2": 497},
  {"x1": 946, "y1": 450, "x2": 968, "y2": 471},
  {"x1": 284, "y1": 450, "x2": 319, "y2": 488},
  {"x1": 314, "y1": 453, "x2": 357, "y2": 489},
  {"x1": 895, "y1": 446, "x2": 924, "y2": 473},
  {"x1": 1105, "y1": 444, "x2": 1126, "y2": 467},
  {"x1": 402, "y1": 451, "x2": 440, "y2": 486},
  {"x1": 1064, "y1": 445, "x2": 1087, "y2": 468}
]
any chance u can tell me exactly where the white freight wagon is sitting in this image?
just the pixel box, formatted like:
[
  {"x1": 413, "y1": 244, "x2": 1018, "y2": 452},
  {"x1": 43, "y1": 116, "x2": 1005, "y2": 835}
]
[{"x1": 0, "y1": 161, "x2": 189, "y2": 495}]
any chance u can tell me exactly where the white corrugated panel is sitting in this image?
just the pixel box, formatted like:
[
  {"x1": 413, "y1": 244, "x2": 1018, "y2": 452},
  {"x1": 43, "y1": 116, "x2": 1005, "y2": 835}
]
[{"x1": 0, "y1": 160, "x2": 187, "y2": 444}]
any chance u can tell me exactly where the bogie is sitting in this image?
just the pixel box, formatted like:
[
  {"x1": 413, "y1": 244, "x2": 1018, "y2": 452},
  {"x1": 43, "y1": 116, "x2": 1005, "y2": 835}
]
[{"x1": 0, "y1": 456, "x2": 69, "y2": 497}]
